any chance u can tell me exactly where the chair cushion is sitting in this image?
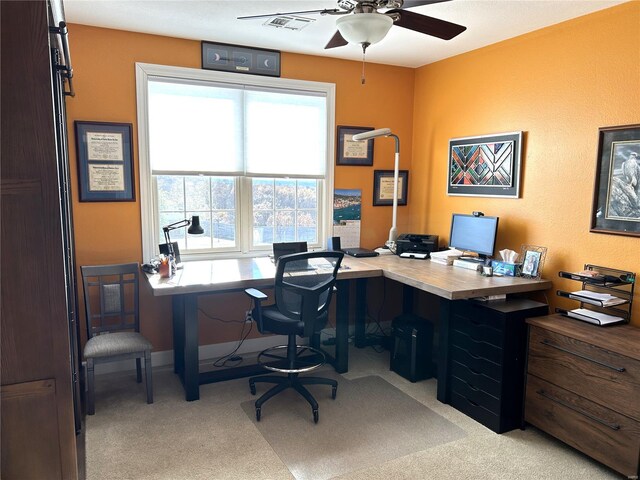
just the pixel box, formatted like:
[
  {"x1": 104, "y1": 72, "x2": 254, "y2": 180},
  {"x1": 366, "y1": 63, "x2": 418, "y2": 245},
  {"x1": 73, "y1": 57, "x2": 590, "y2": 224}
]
[
  {"x1": 84, "y1": 332, "x2": 152, "y2": 359},
  {"x1": 259, "y1": 305, "x2": 328, "y2": 336}
]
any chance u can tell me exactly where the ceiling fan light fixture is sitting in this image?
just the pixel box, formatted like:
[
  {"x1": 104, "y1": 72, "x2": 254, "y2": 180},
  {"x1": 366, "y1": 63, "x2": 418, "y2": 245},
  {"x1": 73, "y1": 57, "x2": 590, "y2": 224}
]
[{"x1": 336, "y1": 13, "x2": 393, "y2": 46}]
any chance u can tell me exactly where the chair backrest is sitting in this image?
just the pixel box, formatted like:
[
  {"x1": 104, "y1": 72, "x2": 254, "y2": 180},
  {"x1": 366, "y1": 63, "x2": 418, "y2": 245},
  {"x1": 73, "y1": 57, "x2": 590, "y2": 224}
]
[
  {"x1": 274, "y1": 251, "x2": 344, "y2": 338},
  {"x1": 81, "y1": 263, "x2": 140, "y2": 339}
]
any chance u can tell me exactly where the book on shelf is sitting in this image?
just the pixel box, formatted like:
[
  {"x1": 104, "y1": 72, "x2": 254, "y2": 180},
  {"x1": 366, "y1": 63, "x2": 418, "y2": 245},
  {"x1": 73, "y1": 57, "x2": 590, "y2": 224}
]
[
  {"x1": 568, "y1": 290, "x2": 627, "y2": 307},
  {"x1": 566, "y1": 308, "x2": 625, "y2": 326}
]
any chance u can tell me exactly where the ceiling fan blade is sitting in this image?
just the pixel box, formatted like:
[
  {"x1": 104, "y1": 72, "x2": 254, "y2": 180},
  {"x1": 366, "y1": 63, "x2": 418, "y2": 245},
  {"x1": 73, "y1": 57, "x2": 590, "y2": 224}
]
[
  {"x1": 238, "y1": 9, "x2": 341, "y2": 20},
  {"x1": 325, "y1": 30, "x2": 349, "y2": 49},
  {"x1": 400, "y1": 0, "x2": 451, "y2": 8},
  {"x1": 389, "y1": 9, "x2": 466, "y2": 40}
]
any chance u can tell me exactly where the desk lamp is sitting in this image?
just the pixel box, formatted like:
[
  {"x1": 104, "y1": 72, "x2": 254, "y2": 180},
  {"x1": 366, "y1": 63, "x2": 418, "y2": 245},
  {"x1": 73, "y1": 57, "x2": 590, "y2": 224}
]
[
  {"x1": 161, "y1": 215, "x2": 204, "y2": 264},
  {"x1": 352, "y1": 128, "x2": 400, "y2": 251}
]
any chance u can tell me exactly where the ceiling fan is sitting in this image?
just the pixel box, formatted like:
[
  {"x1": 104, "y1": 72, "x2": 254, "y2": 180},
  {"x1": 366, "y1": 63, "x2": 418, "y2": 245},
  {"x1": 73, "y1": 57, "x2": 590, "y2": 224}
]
[{"x1": 238, "y1": 0, "x2": 466, "y2": 51}]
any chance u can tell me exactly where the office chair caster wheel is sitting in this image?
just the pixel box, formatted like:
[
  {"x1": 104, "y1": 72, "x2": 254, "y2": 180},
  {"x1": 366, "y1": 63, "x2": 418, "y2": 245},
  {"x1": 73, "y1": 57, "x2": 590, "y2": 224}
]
[
  {"x1": 249, "y1": 381, "x2": 256, "y2": 395},
  {"x1": 332, "y1": 386, "x2": 337, "y2": 399},
  {"x1": 256, "y1": 407, "x2": 261, "y2": 422},
  {"x1": 313, "y1": 409, "x2": 319, "y2": 424}
]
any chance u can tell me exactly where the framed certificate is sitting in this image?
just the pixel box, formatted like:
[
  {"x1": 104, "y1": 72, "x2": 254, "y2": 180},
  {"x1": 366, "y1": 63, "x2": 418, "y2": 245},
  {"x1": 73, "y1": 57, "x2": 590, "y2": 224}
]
[
  {"x1": 373, "y1": 170, "x2": 408, "y2": 206},
  {"x1": 75, "y1": 121, "x2": 135, "y2": 202},
  {"x1": 336, "y1": 126, "x2": 374, "y2": 166}
]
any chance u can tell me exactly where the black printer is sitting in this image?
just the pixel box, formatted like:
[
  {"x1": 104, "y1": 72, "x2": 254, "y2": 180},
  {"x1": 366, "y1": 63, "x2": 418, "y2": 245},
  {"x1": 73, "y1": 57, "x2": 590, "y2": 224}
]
[{"x1": 395, "y1": 234, "x2": 439, "y2": 256}]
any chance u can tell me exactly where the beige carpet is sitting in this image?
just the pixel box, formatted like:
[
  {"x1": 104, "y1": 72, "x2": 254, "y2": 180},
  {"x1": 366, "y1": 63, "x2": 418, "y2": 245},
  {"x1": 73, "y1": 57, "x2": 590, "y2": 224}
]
[
  {"x1": 241, "y1": 375, "x2": 466, "y2": 480},
  {"x1": 85, "y1": 347, "x2": 620, "y2": 480}
]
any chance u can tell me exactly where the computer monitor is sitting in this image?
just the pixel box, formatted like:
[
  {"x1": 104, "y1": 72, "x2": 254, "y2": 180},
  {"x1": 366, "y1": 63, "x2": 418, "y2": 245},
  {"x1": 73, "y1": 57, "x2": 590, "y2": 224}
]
[{"x1": 449, "y1": 214, "x2": 499, "y2": 261}]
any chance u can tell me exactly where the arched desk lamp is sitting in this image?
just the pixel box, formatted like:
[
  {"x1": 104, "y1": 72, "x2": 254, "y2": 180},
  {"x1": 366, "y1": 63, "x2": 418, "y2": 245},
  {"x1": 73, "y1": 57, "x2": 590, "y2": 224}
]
[
  {"x1": 160, "y1": 215, "x2": 204, "y2": 266},
  {"x1": 351, "y1": 128, "x2": 400, "y2": 251}
]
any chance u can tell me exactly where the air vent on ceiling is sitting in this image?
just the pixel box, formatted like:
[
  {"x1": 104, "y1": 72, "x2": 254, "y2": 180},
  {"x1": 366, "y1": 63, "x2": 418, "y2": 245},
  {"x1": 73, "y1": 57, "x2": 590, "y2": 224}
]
[{"x1": 263, "y1": 16, "x2": 315, "y2": 31}]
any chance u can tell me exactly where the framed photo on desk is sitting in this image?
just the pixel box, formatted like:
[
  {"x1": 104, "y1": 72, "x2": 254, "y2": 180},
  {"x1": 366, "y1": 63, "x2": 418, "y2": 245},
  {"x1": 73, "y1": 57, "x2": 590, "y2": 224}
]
[{"x1": 74, "y1": 121, "x2": 135, "y2": 202}]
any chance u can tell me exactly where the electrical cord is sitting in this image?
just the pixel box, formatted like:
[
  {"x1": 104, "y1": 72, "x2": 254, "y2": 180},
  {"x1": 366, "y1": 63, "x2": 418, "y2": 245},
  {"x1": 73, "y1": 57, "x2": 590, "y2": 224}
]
[{"x1": 198, "y1": 300, "x2": 255, "y2": 368}]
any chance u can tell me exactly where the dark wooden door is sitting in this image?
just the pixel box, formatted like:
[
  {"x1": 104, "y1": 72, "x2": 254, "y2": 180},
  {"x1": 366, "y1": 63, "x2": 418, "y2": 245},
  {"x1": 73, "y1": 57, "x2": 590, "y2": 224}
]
[{"x1": 1, "y1": 1, "x2": 80, "y2": 478}]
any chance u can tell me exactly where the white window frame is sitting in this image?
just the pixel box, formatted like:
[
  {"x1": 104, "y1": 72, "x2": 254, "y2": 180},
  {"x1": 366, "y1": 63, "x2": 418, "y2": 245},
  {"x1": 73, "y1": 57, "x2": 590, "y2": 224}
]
[{"x1": 135, "y1": 63, "x2": 336, "y2": 261}]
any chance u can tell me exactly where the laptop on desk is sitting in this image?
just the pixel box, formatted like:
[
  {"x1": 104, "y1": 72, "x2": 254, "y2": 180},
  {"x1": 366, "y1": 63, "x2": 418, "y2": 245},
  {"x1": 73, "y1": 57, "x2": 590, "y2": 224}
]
[
  {"x1": 342, "y1": 247, "x2": 379, "y2": 258},
  {"x1": 272, "y1": 241, "x2": 316, "y2": 271}
]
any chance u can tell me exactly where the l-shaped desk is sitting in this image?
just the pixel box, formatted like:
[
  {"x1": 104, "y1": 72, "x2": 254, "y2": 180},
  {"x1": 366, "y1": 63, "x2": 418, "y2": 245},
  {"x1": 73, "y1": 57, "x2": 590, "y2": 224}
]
[{"x1": 144, "y1": 255, "x2": 552, "y2": 402}]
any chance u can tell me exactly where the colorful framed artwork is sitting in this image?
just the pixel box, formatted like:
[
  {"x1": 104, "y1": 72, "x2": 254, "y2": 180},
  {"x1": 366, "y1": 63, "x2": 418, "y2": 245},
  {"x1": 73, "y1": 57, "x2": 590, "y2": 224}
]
[
  {"x1": 448, "y1": 131, "x2": 523, "y2": 198},
  {"x1": 590, "y1": 124, "x2": 640, "y2": 237},
  {"x1": 373, "y1": 170, "x2": 408, "y2": 206},
  {"x1": 336, "y1": 126, "x2": 374, "y2": 166},
  {"x1": 74, "y1": 121, "x2": 135, "y2": 202}
]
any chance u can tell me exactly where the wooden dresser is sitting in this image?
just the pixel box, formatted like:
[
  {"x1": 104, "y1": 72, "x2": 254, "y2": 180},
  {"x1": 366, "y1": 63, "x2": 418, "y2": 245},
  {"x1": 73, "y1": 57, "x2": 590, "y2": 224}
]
[{"x1": 525, "y1": 315, "x2": 640, "y2": 478}]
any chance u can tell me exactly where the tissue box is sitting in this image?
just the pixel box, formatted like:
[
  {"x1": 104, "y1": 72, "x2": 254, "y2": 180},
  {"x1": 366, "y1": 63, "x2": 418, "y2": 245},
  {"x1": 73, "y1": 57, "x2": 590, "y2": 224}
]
[{"x1": 491, "y1": 260, "x2": 522, "y2": 277}]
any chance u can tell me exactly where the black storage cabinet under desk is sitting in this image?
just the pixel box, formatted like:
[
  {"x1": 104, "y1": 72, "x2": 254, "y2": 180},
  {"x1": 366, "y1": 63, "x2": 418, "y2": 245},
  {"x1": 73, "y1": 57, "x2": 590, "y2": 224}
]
[{"x1": 448, "y1": 298, "x2": 548, "y2": 433}]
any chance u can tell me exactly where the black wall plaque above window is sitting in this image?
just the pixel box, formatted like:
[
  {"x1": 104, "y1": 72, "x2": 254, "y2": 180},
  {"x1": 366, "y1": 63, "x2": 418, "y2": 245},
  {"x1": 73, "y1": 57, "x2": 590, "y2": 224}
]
[{"x1": 201, "y1": 41, "x2": 281, "y2": 77}]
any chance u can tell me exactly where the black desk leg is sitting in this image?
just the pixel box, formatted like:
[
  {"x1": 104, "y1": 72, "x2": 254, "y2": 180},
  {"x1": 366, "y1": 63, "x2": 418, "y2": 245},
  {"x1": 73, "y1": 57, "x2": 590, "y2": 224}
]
[
  {"x1": 354, "y1": 278, "x2": 367, "y2": 348},
  {"x1": 403, "y1": 284, "x2": 414, "y2": 314},
  {"x1": 172, "y1": 296, "x2": 185, "y2": 377},
  {"x1": 183, "y1": 293, "x2": 200, "y2": 401},
  {"x1": 436, "y1": 298, "x2": 451, "y2": 403},
  {"x1": 334, "y1": 279, "x2": 350, "y2": 373}
]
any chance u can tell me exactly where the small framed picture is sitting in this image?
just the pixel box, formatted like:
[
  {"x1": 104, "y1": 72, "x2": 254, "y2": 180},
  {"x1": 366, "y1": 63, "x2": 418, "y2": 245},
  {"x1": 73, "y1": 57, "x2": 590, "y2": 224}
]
[
  {"x1": 336, "y1": 126, "x2": 374, "y2": 166},
  {"x1": 520, "y1": 245, "x2": 547, "y2": 279},
  {"x1": 373, "y1": 170, "x2": 408, "y2": 206},
  {"x1": 74, "y1": 121, "x2": 135, "y2": 202}
]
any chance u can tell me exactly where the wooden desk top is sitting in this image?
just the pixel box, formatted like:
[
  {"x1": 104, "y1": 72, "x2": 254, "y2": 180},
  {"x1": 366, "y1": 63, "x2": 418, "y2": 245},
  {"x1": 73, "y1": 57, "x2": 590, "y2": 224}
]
[
  {"x1": 355, "y1": 255, "x2": 552, "y2": 300},
  {"x1": 143, "y1": 256, "x2": 382, "y2": 297},
  {"x1": 144, "y1": 254, "x2": 552, "y2": 300}
]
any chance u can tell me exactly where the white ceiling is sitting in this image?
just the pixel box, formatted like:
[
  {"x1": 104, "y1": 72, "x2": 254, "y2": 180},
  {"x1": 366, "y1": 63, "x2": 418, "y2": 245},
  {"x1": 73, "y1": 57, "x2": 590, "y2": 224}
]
[{"x1": 63, "y1": 0, "x2": 626, "y2": 68}]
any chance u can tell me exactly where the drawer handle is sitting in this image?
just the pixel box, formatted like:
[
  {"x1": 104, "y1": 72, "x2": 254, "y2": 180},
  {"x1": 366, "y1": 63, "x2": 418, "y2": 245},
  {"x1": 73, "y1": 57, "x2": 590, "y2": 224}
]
[
  {"x1": 465, "y1": 380, "x2": 479, "y2": 391},
  {"x1": 537, "y1": 389, "x2": 620, "y2": 431},
  {"x1": 541, "y1": 339, "x2": 626, "y2": 373}
]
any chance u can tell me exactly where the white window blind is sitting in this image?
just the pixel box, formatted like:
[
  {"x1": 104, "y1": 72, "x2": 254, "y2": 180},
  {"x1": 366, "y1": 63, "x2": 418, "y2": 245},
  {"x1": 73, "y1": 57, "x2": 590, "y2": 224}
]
[{"x1": 245, "y1": 89, "x2": 327, "y2": 178}]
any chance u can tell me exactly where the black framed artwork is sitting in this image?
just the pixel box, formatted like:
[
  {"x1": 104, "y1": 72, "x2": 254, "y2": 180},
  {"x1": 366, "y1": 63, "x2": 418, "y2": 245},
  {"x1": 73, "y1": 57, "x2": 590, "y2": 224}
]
[
  {"x1": 201, "y1": 41, "x2": 281, "y2": 77},
  {"x1": 590, "y1": 124, "x2": 640, "y2": 237},
  {"x1": 74, "y1": 121, "x2": 135, "y2": 202},
  {"x1": 336, "y1": 126, "x2": 374, "y2": 166},
  {"x1": 448, "y1": 131, "x2": 522, "y2": 198},
  {"x1": 373, "y1": 170, "x2": 408, "y2": 206}
]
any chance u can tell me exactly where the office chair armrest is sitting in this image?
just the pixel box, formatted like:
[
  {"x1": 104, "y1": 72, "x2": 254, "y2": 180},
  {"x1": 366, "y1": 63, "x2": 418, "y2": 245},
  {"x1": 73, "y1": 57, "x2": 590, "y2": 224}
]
[{"x1": 245, "y1": 288, "x2": 268, "y2": 302}]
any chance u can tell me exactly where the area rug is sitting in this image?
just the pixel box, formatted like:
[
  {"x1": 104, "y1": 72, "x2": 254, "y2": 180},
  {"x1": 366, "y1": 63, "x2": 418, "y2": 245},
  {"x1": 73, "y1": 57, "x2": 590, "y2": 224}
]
[{"x1": 241, "y1": 374, "x2": 466, "y2": 480}]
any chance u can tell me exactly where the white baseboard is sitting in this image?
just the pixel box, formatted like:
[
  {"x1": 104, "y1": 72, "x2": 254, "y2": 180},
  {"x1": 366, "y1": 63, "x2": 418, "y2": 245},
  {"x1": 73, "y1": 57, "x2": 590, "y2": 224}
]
[{"x1": 90, "y1": 320, "x2": 391, "y2": 376}]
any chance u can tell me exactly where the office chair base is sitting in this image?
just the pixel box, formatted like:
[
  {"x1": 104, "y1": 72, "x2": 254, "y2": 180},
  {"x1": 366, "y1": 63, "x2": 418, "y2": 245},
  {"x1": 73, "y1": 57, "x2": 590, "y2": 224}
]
[
  {"x1": 257, "y1": 344, "x2": 326, "y2": 373},
  {"x1": 249, "y1": 373, "x2": 337, "y2": 423}
]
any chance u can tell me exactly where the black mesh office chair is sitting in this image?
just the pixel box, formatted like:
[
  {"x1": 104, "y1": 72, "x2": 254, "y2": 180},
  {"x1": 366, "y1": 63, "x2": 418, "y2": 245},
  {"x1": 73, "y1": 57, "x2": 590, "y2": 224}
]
[
  {"x1": 245, "y1": 251, "x2": 344, "y2": 423},
  {"x1": 81, "y1": 263, "x2": 153, "y2": 415}
]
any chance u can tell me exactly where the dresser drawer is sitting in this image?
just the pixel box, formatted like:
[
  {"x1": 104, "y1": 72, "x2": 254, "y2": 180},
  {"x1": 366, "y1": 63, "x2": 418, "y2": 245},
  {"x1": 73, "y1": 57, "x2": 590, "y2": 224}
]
[
  {"x1": 451, "y1": 375, "x2": 500, "y2": 413},
  {"x1": 451, "y1": 345, "x2": 502, "y2": 381},
  {"x1": 525, "y1": 374, "x2": 640, "y2": 477},
  {"x1": 451, "y1": 330, "x2": 502, "y2": 365},
  {"x1": 451, "y1": 360, "x2": 501, "y2": 398},
  {"x1": 528, "y1": 326, "x2": 640, "y2": 421}
]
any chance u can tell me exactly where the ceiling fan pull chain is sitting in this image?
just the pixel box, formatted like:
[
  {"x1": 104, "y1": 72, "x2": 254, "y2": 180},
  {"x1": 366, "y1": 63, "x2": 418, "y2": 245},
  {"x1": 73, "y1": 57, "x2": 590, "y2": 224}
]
[{"x1": 361, "y1": 42, "x2": 369, "y2": 85}]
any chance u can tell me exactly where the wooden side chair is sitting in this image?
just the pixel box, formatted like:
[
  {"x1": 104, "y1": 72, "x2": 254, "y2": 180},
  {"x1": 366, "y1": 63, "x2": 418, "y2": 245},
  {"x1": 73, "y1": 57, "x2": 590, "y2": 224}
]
[{"x1": 81, "y1": 263, "x2": 153, "y2": 415}]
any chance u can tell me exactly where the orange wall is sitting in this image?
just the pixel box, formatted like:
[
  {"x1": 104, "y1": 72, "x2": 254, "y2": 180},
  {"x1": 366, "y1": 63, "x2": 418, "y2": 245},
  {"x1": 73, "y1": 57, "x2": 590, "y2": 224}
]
[
  {"x1": 411, "y1": 2, "x2": 640, "y2": 325},
  {"x1": 66, "y1": 25, "x2": 415, "y2": 350}
]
